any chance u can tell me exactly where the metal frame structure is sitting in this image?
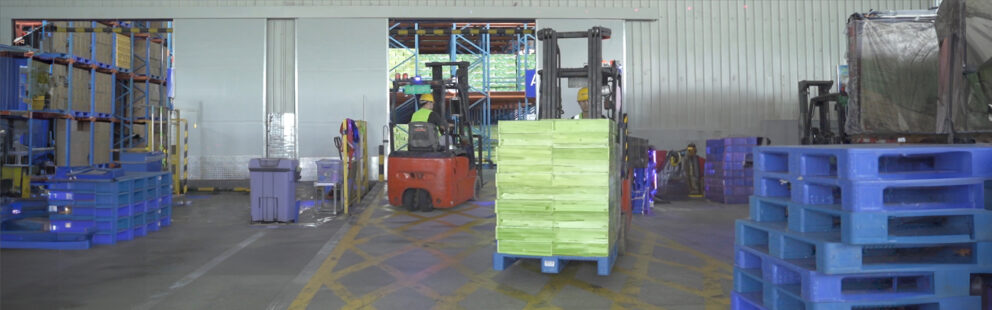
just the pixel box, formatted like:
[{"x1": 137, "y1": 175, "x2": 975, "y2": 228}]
[
  {"x1": 536, "y1": 26, "x2": 622, "y2": 121},
  {"x1": 388, "y1": 21, "x2": 537, "y2": 165},
  {"x1": 1, "y1": 20, "x2": 173, "y2": 197},
  {"x1": 798, "y1": 80, "x2": 847, "y2": 145}
]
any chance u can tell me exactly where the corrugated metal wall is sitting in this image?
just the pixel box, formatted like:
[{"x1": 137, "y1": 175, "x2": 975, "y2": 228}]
[
  {"x1": 624, "y1": 0, "x2": 931, "y2": 150},
  {"x1": 265, "y1": 19, "x2": 297, "y2": 159},
  {"x1": 1, "y1": 0, "x2": 658, "y2": 7}
]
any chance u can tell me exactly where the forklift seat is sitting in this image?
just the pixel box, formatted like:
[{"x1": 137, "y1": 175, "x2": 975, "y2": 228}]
[{"x1": 408, "y1": 122, "x2": 443, "y2": 152}]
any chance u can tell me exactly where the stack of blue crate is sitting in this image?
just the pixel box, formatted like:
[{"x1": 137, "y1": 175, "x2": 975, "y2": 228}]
[
  {"x1": 46, "y1": 167, "x2": 173, "y2": 246},
  {"x1": 733, "y1": 145, "x2": 992, "y2": 309},
  {"x1": 705, "y1": 137, "x2": 758, "y2": 204}
]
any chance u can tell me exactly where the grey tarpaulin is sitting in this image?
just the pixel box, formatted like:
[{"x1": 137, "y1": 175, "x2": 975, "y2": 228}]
[
  {"x1": 846, "y1": 10, "x2": 940, "y2": 135},
  {"x1": 936, "y1": 0, "x2": 992, "y2": 133}
]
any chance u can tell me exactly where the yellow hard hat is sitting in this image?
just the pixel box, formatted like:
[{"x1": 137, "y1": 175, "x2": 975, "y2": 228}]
[
  {"x1": 420, "y1": 93, "x2": 435, "y2": 103},
  {"x1": 577, "y1": 87, "x2": 589, "y2": 101}
]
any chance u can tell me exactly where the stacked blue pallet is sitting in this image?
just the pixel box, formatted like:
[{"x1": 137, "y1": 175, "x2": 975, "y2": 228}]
[
  {"x1": 705, "y1": 137, "x2": 758, "y2": 204},
  {"x1": 46, "y1": 167, "x2": 173, "y2": 246},
  {"x1": 733, "y1": 145, "x2": 992, "y2": 310}
]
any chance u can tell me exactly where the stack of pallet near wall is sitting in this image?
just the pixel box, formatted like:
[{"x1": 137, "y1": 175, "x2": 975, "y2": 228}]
[{"x1": 704, "y1": 137, "x2": 758, "y2": 204}]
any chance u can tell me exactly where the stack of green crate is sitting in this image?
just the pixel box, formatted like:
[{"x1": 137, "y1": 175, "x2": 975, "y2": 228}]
[{"x1": 495, "y1": 119, "x2": 619, "y2": 257}]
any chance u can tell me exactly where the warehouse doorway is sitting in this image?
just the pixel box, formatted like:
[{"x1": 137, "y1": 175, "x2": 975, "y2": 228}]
[{"x1": 387, "y1": 19, "x2": 537, "y2": 166}]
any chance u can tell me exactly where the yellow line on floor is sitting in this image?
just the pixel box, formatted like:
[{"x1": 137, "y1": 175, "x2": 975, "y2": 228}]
[
  {"x1": 292, "y1": 197, "x2": 733, "y2": 309},
  {"x1": 288, "y1": 196, "x2": 377, "y2": 310}
]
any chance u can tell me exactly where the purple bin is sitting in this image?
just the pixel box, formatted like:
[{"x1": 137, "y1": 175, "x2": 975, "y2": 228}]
[{"x1": 249, "y1": 158, "x2": 299, "y2": 223}]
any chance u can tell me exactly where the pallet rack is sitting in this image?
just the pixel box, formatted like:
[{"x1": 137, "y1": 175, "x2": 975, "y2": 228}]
[
  {"x1": 1, "y1": 20, "x2": 173, "y2": 174},
  {"x1": 388, "y1": 22, "x2": 537, "y2": 165}
]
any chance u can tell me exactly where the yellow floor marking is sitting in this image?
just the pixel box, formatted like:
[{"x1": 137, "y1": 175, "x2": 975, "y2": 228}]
[
  {"x1": 288, "y1": 195, "x2": 378, "y2": 310},
  {"x1": 293, "y1": 195, "x2": 733, "y2": 310}
]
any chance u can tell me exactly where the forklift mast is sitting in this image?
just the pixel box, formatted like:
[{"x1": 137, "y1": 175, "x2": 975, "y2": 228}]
[{"x1": 536, "y1": 26, "x2": 622, "y2": 122}]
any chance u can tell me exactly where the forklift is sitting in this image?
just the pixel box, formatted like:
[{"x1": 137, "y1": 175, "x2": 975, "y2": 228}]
[
  {"x1": 536, "y1": 26, "x2": 632, "y2": 253},
  {"x1": 387, "y1": 62, "x2": 483, "y2": 212},
  {"x1": 799, "y1": 80, "x2": 848, "y2": 145}
]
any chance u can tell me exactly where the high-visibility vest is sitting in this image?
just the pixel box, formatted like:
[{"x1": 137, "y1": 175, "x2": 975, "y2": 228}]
[{"x1": 411, "y1": 108, "x2": 433, "y2": 123}]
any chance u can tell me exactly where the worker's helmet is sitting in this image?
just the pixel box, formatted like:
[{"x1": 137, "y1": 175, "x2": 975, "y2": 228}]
[
  {"x1": 420, "y1": 93, "x2": 435, "y2": 104},
  {"x1": 577, "y1": 87, "x2": 589, "y2": 102}
]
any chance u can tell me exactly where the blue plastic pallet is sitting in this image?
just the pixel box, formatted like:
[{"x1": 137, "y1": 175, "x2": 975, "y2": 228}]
[
  {"x1": 731, "y1": 290, "x2": 980, "y2": 310},
  {"x1": 49, "y1": 216, "x2": 131, "y2": 234},
  {"x1": 754, "y1": 145, "x2": 992, "y2": 180},
  {"x1": 735, "y1": 245, "x2": 983, "y2": 302},
  {"x1": 755, "y1": 174, "x2": 988, "y2": 212},
  {"x1": 736, "y1": 219, "x2": 992, "y2": 274},
  {"x1": 0, "y1": 230, "x2": 92, "y2": 250},
  {"x1": 750, "y1": 196, "x2": 992, "y2": 245},
  {"x1": 493, "y1": 246, "x2": 617, "y2": 276},
  {"x1": 1, "y1": 199, "x2": 49, "y2": 222}
]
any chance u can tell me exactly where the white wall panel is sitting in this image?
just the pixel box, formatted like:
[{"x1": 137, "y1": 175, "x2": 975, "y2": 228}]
[
  {"x1": 297, "y1": 18, "x2": 387, "y2": 180},
  {"x1": 624, "y1": 0, "x2": 931, "y2": 150},
  {"x1": 2, "y1": 0, "x2": 936, "y2": 176},
  {"x1": 174, "y1": 18, "x2": 265, "y2": 179},
  {"x1": 265, "y1": 18, "x2": 297, "y2": 159}
]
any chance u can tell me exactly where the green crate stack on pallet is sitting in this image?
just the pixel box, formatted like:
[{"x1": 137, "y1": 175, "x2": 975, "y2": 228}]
[{"x1": 495, "y1": 119, "x2": 620, "y2": 257}]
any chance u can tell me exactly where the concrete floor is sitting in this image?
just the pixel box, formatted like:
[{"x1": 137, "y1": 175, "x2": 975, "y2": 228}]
[{"x1": 1, "y1": 171, "x2": 747, "y2": 310}]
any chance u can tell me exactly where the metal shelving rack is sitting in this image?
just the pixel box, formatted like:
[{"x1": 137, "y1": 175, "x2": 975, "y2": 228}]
[
  {"x1": 1, "y1": 20, "x2": 172, "y2": 181},
  {"x1": 387, "y1": 22, "x2": 538, "y2": 165}
]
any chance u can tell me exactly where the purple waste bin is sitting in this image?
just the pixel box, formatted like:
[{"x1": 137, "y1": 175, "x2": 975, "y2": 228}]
[{"x1": 249, "y1": 158, "x2": 299, "y2": 222}]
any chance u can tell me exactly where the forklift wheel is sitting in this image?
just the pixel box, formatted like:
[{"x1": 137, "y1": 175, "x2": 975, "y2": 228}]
[
  {"x1": 417, "y1": 190, "x2": 435, "y2": 212},
  {"x1": 402, "y1": 190, "x2": 417, "y2": 212}
]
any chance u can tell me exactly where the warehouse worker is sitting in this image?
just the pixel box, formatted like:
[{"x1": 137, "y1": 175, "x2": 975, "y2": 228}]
[
  {"x1": 571, "y1": 87, "x2": 590, "y2": 119},
  {"x1": 411, "y1": 93, "x2": 448, "y2": 134},
  {"x1": 572, "y1": 87, "x2": 604, "y2": 119}
]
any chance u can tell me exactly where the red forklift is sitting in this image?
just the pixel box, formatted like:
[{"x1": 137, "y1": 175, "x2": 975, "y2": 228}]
[{"x1": 387, "y1": 62, "x2": 483, "y2": 212}]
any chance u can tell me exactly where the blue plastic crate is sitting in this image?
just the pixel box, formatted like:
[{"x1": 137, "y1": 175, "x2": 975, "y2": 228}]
[
  {"x1": 49, "y1": 204, "x2": 133, "y2": 219},
  {"x1": 708, "y1": 194, "x2": 750, "y2": 204},
  {"x1": 1, "y1": 199, "x2": 49, "y2": 222},
  {"x1": 146, "y1": 221, "x2": 161, "y2": 232},
  {"x1": 145, "y1": 210, "x2": 161, "y2": 223},
  {"x1": 731, "y1": 290, "x2": 980, "y2": 310},
  {"x1": 705, "y1": 185, "x2": 753, "y2": 197},
  {"x1": 754, "y1": 174, "x2": 988, "y2": 212},
  {"x1": 735, "y1": 219, "x2": 992, "y2": 274},
  {"x1": 132, "y1": 223, "x2": 147, "y2": 237},
  {"x1": 49, "y1": 217, "x2": 130, "y2": 234},
  {"x1": 735, "y1": 246, "x2": 983, "y2": 303},
  {"x1": 120, "y1": 152, "x2": 165, "y2": 173},
  {"x1": 754, "y1": 145, "x2": 992, "y2": 180},
  {"x1": 706, "y1": 167, "x2": 754, "y2": 178},
  {"x1": 132, "y1": 213, "x2": 146, "y2": 228},
  {"x1": 52, "y1": 166, "x2": 125, "y2": 180},
  {"x1": 92, "y1": 229, "x2": 134, "y2": 245},
  {"x1": 493, "y1": 245, "x2": 617, "y2": 276},
  {"x1": 159, "y1": 205, "x2": 172, "y2": 227}
]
